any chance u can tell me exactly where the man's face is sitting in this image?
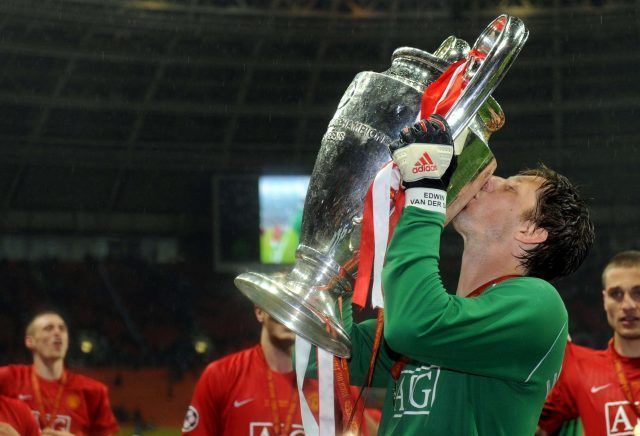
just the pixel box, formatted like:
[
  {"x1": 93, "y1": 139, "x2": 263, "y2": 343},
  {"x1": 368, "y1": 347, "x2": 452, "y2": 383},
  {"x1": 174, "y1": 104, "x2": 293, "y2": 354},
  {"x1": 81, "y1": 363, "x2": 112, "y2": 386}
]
[
  {"x1": 26, "y1": 314, "x2": 69, "y2": 362},
  {"x1": 603, "y1": 266, "x2": 640, "y2": 340},
  {"x1": 255, "y1": 308, "x2": 296, "y2": 344},
  {"x1": 453, "y1": 174, "x2": 543, "y2": 243}
]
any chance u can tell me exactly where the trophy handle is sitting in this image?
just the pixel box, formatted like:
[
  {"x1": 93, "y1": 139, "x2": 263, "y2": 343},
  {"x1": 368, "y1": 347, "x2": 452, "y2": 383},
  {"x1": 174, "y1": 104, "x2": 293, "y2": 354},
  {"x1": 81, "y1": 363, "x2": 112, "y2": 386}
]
[
  {"x1": 443, "y1": 15, "x2": 529, "y2": 225},
  {"x1": 446, "y1": 15, "x2": 529, "y2": 140}
]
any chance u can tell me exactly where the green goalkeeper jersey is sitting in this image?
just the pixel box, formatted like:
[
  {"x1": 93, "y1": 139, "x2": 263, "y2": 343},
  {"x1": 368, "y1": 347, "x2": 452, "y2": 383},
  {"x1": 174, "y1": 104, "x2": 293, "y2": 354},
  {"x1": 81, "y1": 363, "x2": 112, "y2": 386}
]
[{"x1": 345, "y1": 207, "x2": 568, "y2": 435}]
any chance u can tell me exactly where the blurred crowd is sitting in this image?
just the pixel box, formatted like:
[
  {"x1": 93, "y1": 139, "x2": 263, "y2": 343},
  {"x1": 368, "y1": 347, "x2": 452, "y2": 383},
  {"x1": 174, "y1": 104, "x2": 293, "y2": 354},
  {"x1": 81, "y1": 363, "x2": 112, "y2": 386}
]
[
  {"x1": 0, "y1": 258, "x2": 259, "y2": 371},
  {"x1": 0, "y1": 255, "x2": 611, "y2": 370}
]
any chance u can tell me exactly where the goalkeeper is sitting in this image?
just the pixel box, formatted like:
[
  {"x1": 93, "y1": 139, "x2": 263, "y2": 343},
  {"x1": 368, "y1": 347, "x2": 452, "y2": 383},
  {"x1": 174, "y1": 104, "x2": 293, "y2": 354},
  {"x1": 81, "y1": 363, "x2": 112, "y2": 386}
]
[{"x1": 338, "y1": 115, "x2": 595, "y2": 435}]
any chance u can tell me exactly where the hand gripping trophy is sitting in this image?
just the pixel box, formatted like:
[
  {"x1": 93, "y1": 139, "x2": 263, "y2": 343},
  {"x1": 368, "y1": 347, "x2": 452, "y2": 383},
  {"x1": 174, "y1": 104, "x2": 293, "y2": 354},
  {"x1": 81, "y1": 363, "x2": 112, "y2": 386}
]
[{"x1": 236, "y1": 15, "x2": 529, "y2": 358}]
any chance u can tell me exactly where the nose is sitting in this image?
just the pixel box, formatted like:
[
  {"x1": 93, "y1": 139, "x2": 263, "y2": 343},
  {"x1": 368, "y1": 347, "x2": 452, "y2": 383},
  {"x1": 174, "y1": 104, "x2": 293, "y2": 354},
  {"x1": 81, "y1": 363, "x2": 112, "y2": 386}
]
[
  {"x1": 482, "y1": 176, "x2": 505, "y2": 193},
  {"x1": 621, "y1": 292, "x2": 637, "y2": 311}
]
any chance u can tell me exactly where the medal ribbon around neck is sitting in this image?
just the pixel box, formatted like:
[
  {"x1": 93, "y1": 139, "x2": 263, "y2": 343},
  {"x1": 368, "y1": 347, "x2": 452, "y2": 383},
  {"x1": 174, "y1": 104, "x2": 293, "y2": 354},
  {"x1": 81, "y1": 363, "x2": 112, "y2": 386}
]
[
  {"x1": 266, "y1": 367, "x2": 298, "y2": 436},
  {"x1": 611, "y1": 346, "x2": 640, "y2": 434},
  {"x1": 466, "y1": 274, "x2": 521, "y2": 298},
  {"x1": 31, "y1": 366, "x2": 67, "y2": 429}
]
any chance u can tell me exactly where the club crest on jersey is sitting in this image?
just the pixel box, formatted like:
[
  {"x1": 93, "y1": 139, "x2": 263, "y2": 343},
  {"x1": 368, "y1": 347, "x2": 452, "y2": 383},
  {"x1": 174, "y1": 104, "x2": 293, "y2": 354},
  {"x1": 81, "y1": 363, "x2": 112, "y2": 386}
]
[
  {"x1": 182, "y1": 405, "x2": 199, "y2": 433},
  {"x1": 32, "y1": 412, "x2": 71, "y2": 432},
  {"x1": 66, "y1": 393, "x2": 81, "y2": 410},
  {"x1": 412, "y1": 151, "x2": 437, "y2": 174},
  {"x1": 307, "y1": 392, "x2": 319, "y2": 413}
]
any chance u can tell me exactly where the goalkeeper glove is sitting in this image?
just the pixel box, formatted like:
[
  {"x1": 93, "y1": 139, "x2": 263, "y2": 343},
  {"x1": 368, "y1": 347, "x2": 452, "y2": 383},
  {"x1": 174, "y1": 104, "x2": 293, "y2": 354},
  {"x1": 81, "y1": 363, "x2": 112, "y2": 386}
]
[{"x1": 389, "y1": 114, "x2": 457, "y2": 214}]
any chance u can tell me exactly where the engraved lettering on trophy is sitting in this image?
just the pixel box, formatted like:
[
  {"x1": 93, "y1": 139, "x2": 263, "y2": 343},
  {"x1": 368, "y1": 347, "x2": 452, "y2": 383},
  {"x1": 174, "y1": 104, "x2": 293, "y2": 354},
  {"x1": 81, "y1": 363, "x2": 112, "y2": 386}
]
[
  {"x1": 329, "y1": 118, "x2": 393, "y2": 146},
  {"x1": 322, "y1": 128, "x2": 346, "y2": 142}
]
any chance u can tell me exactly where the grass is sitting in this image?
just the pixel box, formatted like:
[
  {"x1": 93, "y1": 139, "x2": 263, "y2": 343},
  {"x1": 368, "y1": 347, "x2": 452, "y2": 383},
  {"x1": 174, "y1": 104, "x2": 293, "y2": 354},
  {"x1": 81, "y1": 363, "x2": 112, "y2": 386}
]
[{"x1": 118, "y1": 426, "x2": 180, "y2": 436}]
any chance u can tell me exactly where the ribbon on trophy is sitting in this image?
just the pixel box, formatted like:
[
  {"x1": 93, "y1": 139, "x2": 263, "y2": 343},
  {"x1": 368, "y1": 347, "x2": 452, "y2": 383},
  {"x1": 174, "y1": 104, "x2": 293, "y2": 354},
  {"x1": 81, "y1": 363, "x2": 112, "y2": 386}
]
[
  {"x1": 353, "y1": 48, "x2": 487, "y2": 309},
  {"x1": 296, "y1": 335, "x2": 335, "y2": 435}
]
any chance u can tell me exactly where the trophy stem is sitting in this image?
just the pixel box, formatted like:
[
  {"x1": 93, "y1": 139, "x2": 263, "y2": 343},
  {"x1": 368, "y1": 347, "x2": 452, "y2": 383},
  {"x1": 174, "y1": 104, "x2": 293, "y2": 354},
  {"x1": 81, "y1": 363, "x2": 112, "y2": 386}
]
[{"x1": 235, "y1": 247, "x2": 353, "y2": 357}]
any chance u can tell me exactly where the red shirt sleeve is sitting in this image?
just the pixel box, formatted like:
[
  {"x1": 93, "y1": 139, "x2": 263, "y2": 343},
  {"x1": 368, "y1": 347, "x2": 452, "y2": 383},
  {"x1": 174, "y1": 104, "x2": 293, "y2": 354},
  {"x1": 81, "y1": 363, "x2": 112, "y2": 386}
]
[
  {"x1": 0, "y1": 396, "x2": 41, "y2": 436},
  {"x1": 87, "y1": 383, "x2": 119, "y2": 435},
  {"x1": 538, "y1": 342, "x2": 579, "y2": 433},
  {"x1": 0, "y1": 367, "x2": 15, "y2": 396},
  {"x1": 15, "y1": 399, "x2": 41, "y2": 436},
  {"x1": 182, "y1": 363, "x2": 224, "y2": 436}
]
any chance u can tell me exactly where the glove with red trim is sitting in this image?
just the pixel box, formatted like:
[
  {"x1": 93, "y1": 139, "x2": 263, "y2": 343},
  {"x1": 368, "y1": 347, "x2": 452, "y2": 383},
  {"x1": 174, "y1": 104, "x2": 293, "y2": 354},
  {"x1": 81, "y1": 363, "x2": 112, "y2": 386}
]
[{"x1": 389, "y1": 114, "x2": 457, "y2": 214}]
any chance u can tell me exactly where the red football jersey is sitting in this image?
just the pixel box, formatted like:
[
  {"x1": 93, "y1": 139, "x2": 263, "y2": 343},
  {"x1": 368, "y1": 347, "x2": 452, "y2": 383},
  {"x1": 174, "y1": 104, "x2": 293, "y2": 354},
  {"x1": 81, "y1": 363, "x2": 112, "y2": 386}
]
[
  {"x1": 540, "y1": 341, "x2": 640, "y2": 436},
  {"x1": 182, "y1": 344, "x2": 319, "y2": 436},
  {"x1": 0, "y1": 394, "x2": 40, "y2": 436},
  {"x1": 0, "y1": 365, "x2": 118, "y2": 436}
]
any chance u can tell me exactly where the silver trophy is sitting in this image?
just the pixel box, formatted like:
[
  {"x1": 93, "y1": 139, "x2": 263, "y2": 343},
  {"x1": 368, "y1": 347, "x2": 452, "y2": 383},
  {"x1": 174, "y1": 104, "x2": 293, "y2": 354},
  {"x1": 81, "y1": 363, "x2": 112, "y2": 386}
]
[{"x1": 236, "y1": 15, "x2": 529, "y2": 357}]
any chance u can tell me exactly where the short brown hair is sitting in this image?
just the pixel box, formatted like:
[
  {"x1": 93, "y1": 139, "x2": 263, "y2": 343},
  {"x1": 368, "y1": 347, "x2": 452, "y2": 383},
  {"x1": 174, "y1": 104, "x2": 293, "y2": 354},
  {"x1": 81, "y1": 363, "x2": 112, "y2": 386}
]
[
  {"x1": 602, "y1": 250, "x2": 640, "y2": 287},
  {"x1": 518, "y1": 164, "x2": 594, "y2": 281},
  {"x1": 25, "y1": 311, "x2": 65, "y2": 337}
]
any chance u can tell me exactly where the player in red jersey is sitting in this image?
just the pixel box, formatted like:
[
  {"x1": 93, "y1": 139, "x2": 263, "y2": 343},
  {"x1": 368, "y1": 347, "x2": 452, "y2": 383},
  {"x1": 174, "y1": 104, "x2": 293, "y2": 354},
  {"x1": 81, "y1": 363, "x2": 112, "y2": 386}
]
[
  {"x1": 539, "y1": 251, "x2": 640, "y2": 436},
  {"x1": 0, "y1": 311, "x2": 118, "y2": 436},
  {"x1": 182, "y1": 306, "x2": 319, "y2": 435},
  {"x1": 0, "y1": 395, "x2": 40, "y2": 436}
]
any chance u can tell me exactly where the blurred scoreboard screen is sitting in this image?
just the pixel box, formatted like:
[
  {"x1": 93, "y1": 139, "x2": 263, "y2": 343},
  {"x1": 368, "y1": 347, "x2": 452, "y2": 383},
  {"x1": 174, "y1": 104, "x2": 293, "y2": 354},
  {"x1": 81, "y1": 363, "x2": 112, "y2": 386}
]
[
  {"x1": 259, "y1": 175, "x2": 310, "y2": 264},
  {"x1": 212, "y1": 175, "x2": 309, "y2": 272}
]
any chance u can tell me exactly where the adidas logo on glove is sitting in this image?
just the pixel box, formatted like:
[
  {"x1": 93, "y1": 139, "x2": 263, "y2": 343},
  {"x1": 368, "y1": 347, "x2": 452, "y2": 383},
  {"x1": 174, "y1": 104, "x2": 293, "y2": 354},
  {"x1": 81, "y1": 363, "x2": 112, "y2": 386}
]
[{"x1": 412, "y1": 151, "x2": 438, "y2": 174}]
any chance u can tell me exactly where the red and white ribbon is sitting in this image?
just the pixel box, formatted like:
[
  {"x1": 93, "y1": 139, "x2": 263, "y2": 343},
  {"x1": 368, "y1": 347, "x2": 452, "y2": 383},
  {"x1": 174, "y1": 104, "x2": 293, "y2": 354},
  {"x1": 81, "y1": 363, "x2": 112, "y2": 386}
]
[
  {"x1": 353, "y1": 50, "x2": 479, "y2": 309},
  {"x1": 296, "y1": 335, "x2": 336, "y2": 436},
  {"x1": 318, "y1": 348, "x2": 335, "y2": 435},
  {"x1": 370, "y1": 162, "x2": 401, "y2": 308},
  {"x1": 295, "y1": 335, "x2": 319, "y2": 435}
]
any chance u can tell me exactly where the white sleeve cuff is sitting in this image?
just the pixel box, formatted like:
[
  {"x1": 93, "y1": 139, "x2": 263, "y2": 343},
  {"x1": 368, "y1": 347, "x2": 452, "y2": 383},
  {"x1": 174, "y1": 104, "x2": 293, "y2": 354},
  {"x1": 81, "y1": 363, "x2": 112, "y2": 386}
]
[{"x1": 405, "y1": 188, "x2": 447, "y2": 214}]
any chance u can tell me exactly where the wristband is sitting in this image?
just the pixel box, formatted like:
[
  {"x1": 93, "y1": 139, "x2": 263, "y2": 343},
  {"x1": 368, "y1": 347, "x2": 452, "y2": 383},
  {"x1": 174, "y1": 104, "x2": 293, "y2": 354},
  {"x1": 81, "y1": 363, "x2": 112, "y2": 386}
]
[{"x1": 405, "y1": 188, "x2": 447, "y2": 215}]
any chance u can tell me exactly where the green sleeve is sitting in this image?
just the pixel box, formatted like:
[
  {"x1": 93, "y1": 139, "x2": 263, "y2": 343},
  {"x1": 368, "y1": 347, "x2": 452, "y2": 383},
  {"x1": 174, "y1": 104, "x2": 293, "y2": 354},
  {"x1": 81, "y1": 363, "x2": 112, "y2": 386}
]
[
  {"x1": 557, "y1": 419, "x2": 583, "y2": 436},
  {"x1": 342, "y1": 294, "x2": 397, "y2": 388},
  {"x1": 381, "y1": 206, "x2": 568, "y2": 382},
  {"x1": 347, "y1": 319, "x2": 398, "y2": 388}
]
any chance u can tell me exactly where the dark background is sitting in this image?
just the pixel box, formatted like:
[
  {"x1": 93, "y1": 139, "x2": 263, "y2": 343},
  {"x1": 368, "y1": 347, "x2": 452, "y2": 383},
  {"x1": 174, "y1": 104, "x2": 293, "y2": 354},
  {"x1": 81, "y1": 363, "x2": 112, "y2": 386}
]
[{"x1": 0, "y1": 0, "x2": 638, "y2": 368}]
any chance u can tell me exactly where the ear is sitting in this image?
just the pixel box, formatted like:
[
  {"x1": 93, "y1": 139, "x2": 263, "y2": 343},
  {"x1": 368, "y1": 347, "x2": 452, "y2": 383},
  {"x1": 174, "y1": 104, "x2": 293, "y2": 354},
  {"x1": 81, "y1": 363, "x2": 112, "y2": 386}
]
[
  {"x1": 25, "y1": 336, "x2": 35, "y2": 351},
  {"x1": 515, "y1": 221, "x2": 548, "y2": 245},
  {"x1": 254, "y1": 306, "x2": 265, "y2": 324}
]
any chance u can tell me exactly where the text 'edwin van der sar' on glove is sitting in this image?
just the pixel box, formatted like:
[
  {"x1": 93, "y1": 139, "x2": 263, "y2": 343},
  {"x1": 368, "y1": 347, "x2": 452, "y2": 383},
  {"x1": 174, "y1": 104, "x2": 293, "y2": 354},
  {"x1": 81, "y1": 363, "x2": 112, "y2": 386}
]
[{"x1": 389, "y1": 114, "x2": 457, "y2": 215}]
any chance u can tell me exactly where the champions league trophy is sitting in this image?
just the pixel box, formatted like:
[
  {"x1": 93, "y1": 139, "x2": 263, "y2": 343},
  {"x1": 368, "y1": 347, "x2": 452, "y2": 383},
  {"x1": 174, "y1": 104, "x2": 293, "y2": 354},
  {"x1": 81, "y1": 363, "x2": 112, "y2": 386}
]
[{"x1": 236, "y1": 15, "x2": 529, "y2": 357}]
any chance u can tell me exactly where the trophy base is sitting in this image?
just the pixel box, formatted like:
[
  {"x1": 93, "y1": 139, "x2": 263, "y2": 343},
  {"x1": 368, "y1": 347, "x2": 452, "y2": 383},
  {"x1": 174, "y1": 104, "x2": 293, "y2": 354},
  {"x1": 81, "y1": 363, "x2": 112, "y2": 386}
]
[{"x1": 235, "y1": 272, "x2": 351, "y2": 358}]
